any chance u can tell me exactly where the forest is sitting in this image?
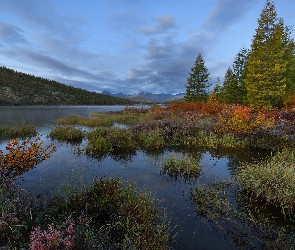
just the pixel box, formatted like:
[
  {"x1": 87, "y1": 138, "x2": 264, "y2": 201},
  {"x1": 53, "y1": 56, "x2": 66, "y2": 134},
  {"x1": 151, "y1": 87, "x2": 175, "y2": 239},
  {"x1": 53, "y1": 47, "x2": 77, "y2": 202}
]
[
  {"x1": 185, "y1": 1, "x2": 295, "y2": 111},
  {"x1": 0, "y1": 66, "x2": 134, "y2": 106}
]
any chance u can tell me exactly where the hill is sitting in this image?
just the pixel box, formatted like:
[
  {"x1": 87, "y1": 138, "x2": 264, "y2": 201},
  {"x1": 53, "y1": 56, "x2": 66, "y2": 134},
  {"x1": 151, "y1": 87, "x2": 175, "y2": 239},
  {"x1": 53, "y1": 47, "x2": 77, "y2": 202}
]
[{"x1": 0, "y1": 66, "x2": 134, "y2": 106}]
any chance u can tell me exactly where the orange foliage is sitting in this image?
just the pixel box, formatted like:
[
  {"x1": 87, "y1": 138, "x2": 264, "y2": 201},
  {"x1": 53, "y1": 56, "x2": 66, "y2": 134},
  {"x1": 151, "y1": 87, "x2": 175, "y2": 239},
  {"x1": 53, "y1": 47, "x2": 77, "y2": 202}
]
[
  {"x1": 0, "y1": 136, "x2": 56, "y2": 187},
  {"x1": 149, "y1": 105, "x2": 167, "y2": 119},
  {"x1": 215, "y1": 105, "x2": 275, "y2": 135},
  {"x1": 167, "y1": 101, "x2": 226, "y2": 115}
]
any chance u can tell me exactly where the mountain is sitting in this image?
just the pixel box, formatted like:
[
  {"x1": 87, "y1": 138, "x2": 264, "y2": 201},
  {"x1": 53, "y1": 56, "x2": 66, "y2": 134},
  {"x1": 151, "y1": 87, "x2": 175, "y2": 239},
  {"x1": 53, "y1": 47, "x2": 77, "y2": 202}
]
[
  {"x1": 0, "y1": 67, "x2": 134, "y2": 106},
  {"x1": 102, "y1": 91, "x2": 185, "y2": 103}
]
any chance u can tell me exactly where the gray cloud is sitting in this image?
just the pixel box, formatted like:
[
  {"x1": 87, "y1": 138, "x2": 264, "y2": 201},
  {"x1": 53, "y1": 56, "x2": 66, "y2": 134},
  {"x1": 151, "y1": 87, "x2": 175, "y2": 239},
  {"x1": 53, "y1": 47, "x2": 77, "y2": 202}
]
[
  {"x1": 202, "y1": 0, "x2": 257, "y2": 32},
  {"x1": 138, "y1": 14, "x2": 176, "y2": 35},
  {"x1": 0, "y1": 0, "x2": 262, "y2": 95},
  {"x1": 157, "y1": 14, "x2": 176, "y2": 29},
  {"x1": 0, "y1": 23, "x2": 28, "y2": 44}
]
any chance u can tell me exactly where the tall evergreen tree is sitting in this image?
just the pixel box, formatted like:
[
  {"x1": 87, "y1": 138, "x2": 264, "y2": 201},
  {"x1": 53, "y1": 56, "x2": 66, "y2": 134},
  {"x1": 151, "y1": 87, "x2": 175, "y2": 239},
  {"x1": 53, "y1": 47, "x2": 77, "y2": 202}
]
[
  {"x1": 185, "y1": 53, "x2": 211, "y2": 102},
  {"x1": 222, "y1": 67, "x2": 239, "y2": 104},
  {"x1": 278, "y1": 19, "x2": 295, "y2": 105},
  {"x1": 231, "y1": 47, "x2": 249, "y2": 104},
  {"x1": 210, "y1": 77, "x2": 223, "y2": 102},
  {"x1": 245, "y1": 0, "x2": 288, "y2": 110}
]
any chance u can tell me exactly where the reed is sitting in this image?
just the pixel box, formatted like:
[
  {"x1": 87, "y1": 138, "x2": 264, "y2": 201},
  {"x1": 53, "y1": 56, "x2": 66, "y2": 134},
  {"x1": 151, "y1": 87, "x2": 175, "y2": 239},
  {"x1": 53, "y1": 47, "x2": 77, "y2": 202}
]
[
  {"x1": 0, "y1": 120, "x2": 36, "y2": 138},
  {"x1": 236, "y1": 149, "x2": 295, "y2": 218},
  {"x1": 48, "y1": 126, "x2": 85, "y2": 141},
  {"x1": 161, "y1": 155, "x2": 201, "y2": 180}
]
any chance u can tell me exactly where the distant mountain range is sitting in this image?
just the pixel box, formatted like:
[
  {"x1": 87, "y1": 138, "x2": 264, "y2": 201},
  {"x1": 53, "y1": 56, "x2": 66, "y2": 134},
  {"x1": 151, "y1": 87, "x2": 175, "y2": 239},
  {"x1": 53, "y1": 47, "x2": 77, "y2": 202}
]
[{"x1": 101, "y1": 91, "x2": 185, "y2": 103}]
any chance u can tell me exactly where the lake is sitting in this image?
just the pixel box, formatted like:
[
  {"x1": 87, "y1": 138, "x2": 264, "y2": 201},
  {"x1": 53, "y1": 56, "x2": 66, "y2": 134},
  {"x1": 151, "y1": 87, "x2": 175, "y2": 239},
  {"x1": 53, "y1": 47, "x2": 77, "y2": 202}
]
[{"x1": 0, "y1": 106, "x2": 275, "y2": 249}]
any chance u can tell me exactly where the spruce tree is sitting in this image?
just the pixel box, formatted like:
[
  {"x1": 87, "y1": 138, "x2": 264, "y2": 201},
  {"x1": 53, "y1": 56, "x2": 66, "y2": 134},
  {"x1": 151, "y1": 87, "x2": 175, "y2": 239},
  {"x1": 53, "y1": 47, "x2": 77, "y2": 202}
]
[
  {"x1": 184, "y1": 53, "x2": 211, "y2": 102},
  {"x1": 222, "y1": 67, "x2": 239, "y2": 104},
  {"x1": 231, "y1": 47, "x2": 249, "y2": 104},
  {"x1": 211, "y1": 77, "x2": 223, "y2": 102},
  {"x1": 245, "y1": 0, "x2": 288, "y2": 110}
]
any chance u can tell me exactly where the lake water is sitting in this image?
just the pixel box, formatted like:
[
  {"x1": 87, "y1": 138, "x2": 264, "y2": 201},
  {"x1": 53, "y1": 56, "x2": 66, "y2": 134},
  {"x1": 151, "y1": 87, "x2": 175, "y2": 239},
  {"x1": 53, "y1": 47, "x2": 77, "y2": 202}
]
[{"x1": 0, "y1": 106, "x2": 271, "y2": 249}]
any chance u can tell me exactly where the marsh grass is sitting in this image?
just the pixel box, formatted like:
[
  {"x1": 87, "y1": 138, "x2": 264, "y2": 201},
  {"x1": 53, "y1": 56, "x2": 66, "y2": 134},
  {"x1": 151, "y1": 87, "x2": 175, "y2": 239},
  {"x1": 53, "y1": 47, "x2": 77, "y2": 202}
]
[
  {"x1": 161, "y1": 155, "x2": 202, "y2": 180},
  {"x1": 184, "y1": 131, "x2": 249, "y2": 149},
  {"x1": 0, "y1": 120, "x2": 37, "y2": 138},
  {"x1": 136, "y1": 130, "x2": 165, "y2": 149},
  {"x1": 48, "y1": 125, "x2": 85, "y2": 142},
  {"x1": 235, "y1": 149, "x2": 295, "y2": 218},
  {"x1": 0, "y1": 178, "x2": 171, "y2": 249},
  {"x1": 86, "y1": 127, "x2": 136, "y2": 157},
  {"x1": 57, "y1": 114, "x2": 114, "y2": 127}
]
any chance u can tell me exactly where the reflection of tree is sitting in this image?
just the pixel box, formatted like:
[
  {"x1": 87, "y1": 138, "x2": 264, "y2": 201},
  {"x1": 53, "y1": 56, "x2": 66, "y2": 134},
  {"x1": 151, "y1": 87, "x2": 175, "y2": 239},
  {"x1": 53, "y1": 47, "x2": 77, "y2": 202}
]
[{"x1": 110, "y1": 149, "x2": 137, "y2": 163}]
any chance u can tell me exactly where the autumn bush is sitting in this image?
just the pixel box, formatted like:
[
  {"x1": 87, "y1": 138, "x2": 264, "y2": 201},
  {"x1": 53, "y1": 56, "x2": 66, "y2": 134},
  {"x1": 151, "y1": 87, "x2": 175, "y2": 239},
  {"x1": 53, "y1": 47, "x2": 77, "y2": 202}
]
[
  {"x1": 167, "y1": 101, "x2": 226, "y2": 115},
  {"x1": 0, "y1": 136, "x2": 56, "y2": 188},
  {"x1": 214, "y1": 105, "x2": 275, "y2": 136}
]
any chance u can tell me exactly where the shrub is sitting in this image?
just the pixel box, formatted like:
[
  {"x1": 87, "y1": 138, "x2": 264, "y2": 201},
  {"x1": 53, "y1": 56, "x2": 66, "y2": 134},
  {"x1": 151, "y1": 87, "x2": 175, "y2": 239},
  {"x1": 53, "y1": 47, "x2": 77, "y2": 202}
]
[
  {"x1": 48, "y1": 126, "x2": 84, "y2": 141},
  {"x1": 215, "y1": 105, "x2": 275, "y2": 136},
  {"x1": 57, "y1": 114, "x2": 80, "y2": 125},
  {"x1": 45, "y1": 178, "x2": 170, "y2": 249},
  {"x1": 136, "y1": 130, "x2": 165, "y2": 149},
  {"x1": 235, "y1": 149, "x2": 295, "y2": 218},
  {"x1": 0, "y1": 120, "x2": 37, "y2": 138},
  {"x1": 161, "y1": 155, "x2": 201, "y2": 180},
  {"x1": 0, "y1": 136, "x2": 56, "y2": 188}
]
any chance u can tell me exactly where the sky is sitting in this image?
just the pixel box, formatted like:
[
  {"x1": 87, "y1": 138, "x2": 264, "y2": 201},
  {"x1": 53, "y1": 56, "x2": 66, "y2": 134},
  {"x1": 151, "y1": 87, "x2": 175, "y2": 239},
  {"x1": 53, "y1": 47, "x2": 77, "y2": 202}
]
[{"x1": 0, "y1": 0, "x2": 295, "y2": 95}]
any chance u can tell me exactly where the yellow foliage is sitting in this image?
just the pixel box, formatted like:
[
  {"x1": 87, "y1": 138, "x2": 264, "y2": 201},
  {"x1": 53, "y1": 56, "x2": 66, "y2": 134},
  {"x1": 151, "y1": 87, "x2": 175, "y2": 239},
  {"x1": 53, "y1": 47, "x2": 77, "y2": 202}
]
[{"x1": 0, "y1": 136, "x2": 56, "y2": 187}]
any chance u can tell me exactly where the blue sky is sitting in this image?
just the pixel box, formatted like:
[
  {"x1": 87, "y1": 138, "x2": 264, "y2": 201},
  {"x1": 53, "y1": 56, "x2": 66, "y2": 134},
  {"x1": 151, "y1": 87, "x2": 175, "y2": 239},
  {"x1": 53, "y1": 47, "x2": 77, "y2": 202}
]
[{"x1": 0, "y1": 0, "x2": 294, "y2": 94}]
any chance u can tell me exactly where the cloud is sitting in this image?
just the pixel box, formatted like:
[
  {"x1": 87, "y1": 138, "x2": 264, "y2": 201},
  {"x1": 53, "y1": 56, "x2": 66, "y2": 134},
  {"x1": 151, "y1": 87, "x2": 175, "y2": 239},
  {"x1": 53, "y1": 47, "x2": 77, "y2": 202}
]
[
  {"x1": 157, "y1": 14, "x2": 176, "y2": 29},
  {"x1": 138, "y1": 14, "x2": 176, "y2": 35},
  {"x1": 202, "y1": 0, "x2": 257, "y2": 32},
  {"x1": 0, "y1": 23, "x2": 28, "y2": 44}
]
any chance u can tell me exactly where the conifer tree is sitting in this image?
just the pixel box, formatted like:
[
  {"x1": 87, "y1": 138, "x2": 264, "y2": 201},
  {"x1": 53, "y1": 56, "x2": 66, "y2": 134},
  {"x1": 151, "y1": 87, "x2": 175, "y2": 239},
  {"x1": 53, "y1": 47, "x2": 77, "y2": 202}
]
[
  {"x1": 231, "y1": 47, "x2": 249, "y2": 104},
  {"x1": 245, "y1": 0, "x2": 288, "y2": 110},
  {"x1": 185, "y1": 53, "x2": 211, "y2": 102},
  {"x1": 211, "y1": 77, "x2": 223, "y2": 102},
  {"x1": 222, "y1": 67, "x2": 239, "y2": 104}
]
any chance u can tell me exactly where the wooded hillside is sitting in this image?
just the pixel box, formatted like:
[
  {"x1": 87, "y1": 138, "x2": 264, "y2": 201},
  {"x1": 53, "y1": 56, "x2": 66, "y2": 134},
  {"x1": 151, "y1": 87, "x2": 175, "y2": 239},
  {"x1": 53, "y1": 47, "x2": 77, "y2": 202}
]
[{"x1": 0, "y1": 66, "x2": 134, "y2": 106}]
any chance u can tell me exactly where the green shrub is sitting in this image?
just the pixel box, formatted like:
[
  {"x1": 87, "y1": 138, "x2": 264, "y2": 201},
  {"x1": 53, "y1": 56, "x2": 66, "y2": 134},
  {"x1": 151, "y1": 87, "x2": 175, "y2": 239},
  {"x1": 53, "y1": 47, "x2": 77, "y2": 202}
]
[
  {"x1": 136, "y1": 130, "x2": 165, "y2": 149},
  {"x1": 0, "y1": 120, "x2": 37, "y2": 138},
  {"x1": 56, "y1": 114, "x2": 81, "y2": 125},
  {"x1": 161, "y1": 155, "x2": 201, "y2": 180},
  {"x1": 236, "y1": 150, "x2": 295, "y2": 217},
  {"x1": 48, "y1": 126, "x2": 84, "y2": 141}
]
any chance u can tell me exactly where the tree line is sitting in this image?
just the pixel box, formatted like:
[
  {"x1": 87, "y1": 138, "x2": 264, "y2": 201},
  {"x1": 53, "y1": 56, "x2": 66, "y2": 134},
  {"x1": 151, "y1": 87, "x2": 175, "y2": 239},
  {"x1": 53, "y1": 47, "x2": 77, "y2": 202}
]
[
  {"x1": 185, "y1": 0, "x2": 295, "y2": 110},
  {"x1": 0, "y1": 67, "x2": 134, "y2": 106}
]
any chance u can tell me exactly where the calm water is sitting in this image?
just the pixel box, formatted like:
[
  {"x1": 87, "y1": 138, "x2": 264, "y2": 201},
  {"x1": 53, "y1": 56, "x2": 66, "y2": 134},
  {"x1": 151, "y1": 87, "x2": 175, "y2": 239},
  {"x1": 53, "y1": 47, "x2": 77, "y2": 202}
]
[{"x1": 0, "y1": 106, "x2": 267, "y2": 249}]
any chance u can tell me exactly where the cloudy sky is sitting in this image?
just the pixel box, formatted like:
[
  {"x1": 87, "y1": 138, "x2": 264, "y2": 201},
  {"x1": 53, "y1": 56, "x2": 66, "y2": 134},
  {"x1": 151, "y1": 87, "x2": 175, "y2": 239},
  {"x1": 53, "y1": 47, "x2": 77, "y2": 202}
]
[{"x1": 0, "y1": 0, "x2": 295, "y2": 94}]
